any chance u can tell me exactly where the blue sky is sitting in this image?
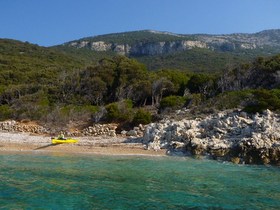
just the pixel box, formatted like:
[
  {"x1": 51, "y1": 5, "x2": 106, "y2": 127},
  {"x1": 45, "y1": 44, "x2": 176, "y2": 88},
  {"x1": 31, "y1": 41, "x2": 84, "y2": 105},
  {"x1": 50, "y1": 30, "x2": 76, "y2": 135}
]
[{"x1": 1, "y1": 0, "x2": 280, "y2": 46}]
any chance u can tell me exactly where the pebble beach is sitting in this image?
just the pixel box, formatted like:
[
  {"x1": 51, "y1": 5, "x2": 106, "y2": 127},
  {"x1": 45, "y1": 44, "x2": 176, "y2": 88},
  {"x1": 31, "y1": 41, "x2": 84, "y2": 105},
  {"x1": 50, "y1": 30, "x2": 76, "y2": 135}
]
[{"x1": 0, "y1": 131, "x2": 166, "y2": 156}]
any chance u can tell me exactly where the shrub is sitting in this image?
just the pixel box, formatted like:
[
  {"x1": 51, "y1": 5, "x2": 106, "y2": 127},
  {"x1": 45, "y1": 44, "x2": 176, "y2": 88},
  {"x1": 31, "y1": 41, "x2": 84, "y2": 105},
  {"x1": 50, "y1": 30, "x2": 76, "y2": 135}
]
[
  {"x1": 160, "y1": 95, "x2": 187, "y2": 110},
  {"x1": 105, "y1": 100, "x2": 133, "y2": 122},
  {"x1": 105, "y1": 103, "x2": 120, "y2": 121},
  {"x1": 211, "y1": 90, "x2": 253, "y2": 110},
  {"x1": 11, "y1": 91, "x2": 50, "y2": 120},
  {"x1": 189, "y1": 93, "x2": 203, "y2": 107},
  {"x1": 0, "y1": 105, "x2": 13, "y2": 120},
  {"x1": 45, "y1": 105, "x2": 99, "y2": 125},
  {"x1": 244, "y1": 89, "x2": 280, "y2": 113},
  {"x1": 132, "y1": 109, "x2": 152, "y2": 125}
]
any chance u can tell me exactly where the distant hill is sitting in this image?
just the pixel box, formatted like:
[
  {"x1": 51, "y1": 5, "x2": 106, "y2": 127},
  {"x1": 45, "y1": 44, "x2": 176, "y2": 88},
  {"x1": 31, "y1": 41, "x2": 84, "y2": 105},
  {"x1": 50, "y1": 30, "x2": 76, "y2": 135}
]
[
  {"x1": 0, "y1": 39, "x2": 86, "y2": 86},
  {"x1": 57, "y1": 29, "x2": 280, "y2": 72}
]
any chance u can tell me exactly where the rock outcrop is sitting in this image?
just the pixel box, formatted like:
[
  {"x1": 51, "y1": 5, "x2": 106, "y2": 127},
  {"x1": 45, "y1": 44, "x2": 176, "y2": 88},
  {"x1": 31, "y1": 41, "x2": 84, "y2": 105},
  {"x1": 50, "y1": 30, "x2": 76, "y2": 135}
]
[
  {"x1": 64, "y1": 29, "x2": 280, "y2": 56},
  {"x1": 143, "y1": 109, "x2": 280, "y2": 165},
  {"x1": 68, "y1": 40, "x2": 207, "y2": 56},
  {"x1": 0, "y1": 120, "x2": 47, "y2": 134}
]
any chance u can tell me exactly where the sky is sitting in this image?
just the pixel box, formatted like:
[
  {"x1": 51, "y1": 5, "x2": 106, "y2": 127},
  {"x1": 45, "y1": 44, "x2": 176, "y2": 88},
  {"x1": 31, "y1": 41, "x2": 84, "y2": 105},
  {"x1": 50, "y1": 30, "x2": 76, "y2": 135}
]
[{"x1": 1, "y1": 0, "x2": 280, "y2": 46}]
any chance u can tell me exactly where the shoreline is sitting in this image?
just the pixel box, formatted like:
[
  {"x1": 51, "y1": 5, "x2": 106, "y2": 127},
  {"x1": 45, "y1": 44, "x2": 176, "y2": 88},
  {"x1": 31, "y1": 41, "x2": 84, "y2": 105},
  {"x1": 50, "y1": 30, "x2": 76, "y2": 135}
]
[
  {"x1": 1, "y1": 108, "x2": 280, "y2": 165},
  {"x1": 0, "y1": 130, "x2": 168, "y2": 157},
  {"x1": 0, "y1": 144, "x2": 167, "y2": 157}
]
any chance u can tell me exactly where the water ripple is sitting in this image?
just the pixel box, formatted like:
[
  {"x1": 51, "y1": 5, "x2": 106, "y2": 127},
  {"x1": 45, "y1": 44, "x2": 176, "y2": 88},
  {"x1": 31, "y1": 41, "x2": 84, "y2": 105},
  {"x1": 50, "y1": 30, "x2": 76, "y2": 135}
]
[{"x1": 0, "y1": 154, "x2": 280, "y2": 209}]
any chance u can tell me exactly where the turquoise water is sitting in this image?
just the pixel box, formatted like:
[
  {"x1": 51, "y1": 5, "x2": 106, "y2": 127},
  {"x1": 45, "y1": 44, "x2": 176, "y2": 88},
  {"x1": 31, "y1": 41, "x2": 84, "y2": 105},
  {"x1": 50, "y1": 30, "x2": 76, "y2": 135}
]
[{"x1": 0, "y1": 153, "x2": 280, "y2": 210}]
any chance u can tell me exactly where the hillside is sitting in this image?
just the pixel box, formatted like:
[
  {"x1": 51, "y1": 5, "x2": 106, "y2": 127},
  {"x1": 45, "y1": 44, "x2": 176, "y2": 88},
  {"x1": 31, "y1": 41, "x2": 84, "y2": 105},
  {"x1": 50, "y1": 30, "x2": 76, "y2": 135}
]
[
  {"x1": 1, "y1": 34, "x2": 280, "y2": 129},
  {"x1": 57, "y1": 29, "x2": 280, "y2": 72},
  {"x1": 0, "y1": 39, "x2": 86, "y2": 86},
  {"x1": 0, "y1": 39, "x2": 94, "y2": 123}
]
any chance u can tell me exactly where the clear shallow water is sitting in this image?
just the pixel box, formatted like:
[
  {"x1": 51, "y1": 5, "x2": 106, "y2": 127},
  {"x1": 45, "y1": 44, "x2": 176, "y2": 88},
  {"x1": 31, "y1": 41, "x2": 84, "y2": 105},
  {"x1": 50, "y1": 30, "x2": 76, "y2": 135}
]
[{"x1": 0, "y1": 153, "x2": 280, "y2": 209}]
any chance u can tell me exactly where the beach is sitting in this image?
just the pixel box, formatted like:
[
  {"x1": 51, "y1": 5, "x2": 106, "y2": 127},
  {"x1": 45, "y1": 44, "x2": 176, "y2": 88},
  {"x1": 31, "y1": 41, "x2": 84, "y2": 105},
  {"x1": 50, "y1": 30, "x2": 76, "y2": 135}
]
[
  {"x1": 0, "y1": 131, "x2": 166, "y2": 156},
  {"x1": 1, "y1": 108, "x2": 280, "y2": 165}
]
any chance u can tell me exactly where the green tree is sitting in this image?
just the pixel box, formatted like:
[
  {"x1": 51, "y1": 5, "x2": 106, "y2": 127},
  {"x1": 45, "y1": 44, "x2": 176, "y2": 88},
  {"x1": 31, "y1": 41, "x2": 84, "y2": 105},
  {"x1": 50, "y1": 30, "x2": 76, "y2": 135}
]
[
  {"x1": 244, "y1": 89, "x2": 280, "y2": 113},
  {"x1": 105, "y1": 100, "x2": 133, "y2": 122},
  {"x1": 187, "y1": 73, "x2": 215, "y2": 97},
  {"x1": 80, "y1": 76, "x2": 107, "y2": 105},
  {"x1": 132, "y1": 109, "x2": 152, "y2": 125},
  {"x1": 155, "y1": 69, "x2": 190, "y2": 95}
]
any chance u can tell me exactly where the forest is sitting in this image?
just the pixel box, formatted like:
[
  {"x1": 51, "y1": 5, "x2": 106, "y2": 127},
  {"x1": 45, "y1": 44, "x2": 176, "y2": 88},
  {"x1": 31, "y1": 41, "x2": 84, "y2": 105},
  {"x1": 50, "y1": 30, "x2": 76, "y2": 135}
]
[{"x1": 1, "y1": 38, "x2": 280, "y2": 128}]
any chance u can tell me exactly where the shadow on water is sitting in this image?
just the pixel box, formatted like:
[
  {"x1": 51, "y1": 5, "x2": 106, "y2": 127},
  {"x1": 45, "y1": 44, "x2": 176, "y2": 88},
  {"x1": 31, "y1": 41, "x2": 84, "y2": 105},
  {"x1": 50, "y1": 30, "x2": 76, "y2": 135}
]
[{"x1": 34, "y1": 144, "x2": 60, "y2": 150}]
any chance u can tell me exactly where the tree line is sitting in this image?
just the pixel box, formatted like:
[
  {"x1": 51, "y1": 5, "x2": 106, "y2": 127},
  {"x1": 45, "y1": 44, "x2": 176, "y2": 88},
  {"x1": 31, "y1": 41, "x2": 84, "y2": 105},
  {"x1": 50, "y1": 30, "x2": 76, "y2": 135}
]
[{"x1": 1, "y1": 50, "x2": 280, "y2": 126}]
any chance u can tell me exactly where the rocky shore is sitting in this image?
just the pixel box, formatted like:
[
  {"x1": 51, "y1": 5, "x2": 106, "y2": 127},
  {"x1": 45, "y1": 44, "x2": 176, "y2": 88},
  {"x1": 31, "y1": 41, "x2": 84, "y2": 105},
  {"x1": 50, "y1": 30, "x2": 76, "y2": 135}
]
[
  {"x1": 0, "y1": 109, "x2": 280, "y2": 164},
  {"x1": 143, "y1": 109, "x2": 280, "y2": 165}
]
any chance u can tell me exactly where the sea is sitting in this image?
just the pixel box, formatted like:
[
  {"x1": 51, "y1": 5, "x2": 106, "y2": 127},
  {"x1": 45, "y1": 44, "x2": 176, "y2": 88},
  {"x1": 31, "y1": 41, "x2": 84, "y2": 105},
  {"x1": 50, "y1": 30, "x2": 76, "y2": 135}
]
[{"x1": 0, "y1": 152, "x2": 280, "y2": 209}]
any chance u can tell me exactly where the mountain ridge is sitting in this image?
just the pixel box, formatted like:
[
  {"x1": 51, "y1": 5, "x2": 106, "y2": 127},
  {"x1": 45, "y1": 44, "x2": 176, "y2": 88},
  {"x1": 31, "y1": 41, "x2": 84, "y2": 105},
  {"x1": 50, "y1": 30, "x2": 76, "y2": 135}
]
[
  {"x1": 61, "y1": 29, "x2": 280, "y2": 51},
  {"x1": 54, "y1": 29, "x2": 280, "y2": 72}
]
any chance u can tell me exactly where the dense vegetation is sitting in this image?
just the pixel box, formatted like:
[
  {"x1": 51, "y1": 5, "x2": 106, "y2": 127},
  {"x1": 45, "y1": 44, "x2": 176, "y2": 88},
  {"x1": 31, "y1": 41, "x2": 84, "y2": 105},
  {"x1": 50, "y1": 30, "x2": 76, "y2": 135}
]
[
  {"x1": 137, "y1": 47, "x2": 280, "y2": 72},
  {"x1": 1, "y1": 39, "x2": 280, "y2": 129},
  {"x1": 65, "y1": 30, "x2": 193, "y2": 46},
  {"x1": 58, "y1": 39, "x2": 264, "y2": 73}
]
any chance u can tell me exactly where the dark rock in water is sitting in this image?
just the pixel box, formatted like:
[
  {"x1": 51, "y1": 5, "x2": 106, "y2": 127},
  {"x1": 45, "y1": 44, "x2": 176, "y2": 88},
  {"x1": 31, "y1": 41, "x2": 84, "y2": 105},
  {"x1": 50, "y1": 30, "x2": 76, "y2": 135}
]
[
  {"x1": 231, "y1": 157, "x2": 241, "y2": 164},
  {"x1": 209, "y1": 148, "x2": 230, "y2": 158}
]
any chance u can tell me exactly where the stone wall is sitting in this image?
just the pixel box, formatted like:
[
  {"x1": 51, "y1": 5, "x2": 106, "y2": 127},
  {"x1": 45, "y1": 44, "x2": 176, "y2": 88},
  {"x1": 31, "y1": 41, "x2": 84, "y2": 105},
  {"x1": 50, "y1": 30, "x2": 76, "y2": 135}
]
[
  {"x1": 0, "y1": 120, "x2": 47, "y2": 134},
  {"x1": 0, "y1": 120, "x2": 118, "y2": 137}
]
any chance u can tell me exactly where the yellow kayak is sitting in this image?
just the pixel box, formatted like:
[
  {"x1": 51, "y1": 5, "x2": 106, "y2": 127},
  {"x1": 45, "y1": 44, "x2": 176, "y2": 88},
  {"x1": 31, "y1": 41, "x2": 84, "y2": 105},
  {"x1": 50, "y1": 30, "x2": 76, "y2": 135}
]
[{"x1": 51, "y1": 138, "x2": 78, "y2": 144}]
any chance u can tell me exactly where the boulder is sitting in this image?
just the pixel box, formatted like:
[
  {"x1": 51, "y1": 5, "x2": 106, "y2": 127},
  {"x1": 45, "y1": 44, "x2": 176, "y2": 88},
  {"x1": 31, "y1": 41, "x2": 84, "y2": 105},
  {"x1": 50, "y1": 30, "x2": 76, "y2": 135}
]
[{"x1": 126, "y1": 130, "x2": 138, "y2": 137}]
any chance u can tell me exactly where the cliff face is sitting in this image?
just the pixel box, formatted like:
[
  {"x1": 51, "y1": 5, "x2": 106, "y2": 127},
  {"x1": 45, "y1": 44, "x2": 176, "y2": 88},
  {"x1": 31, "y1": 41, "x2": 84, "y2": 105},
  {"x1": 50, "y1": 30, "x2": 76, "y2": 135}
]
[
  {"x1": 68, "y1": 40, "x2": 208, "y2": 56},
  {"x1": 64, "y1": 29, "x2": 280, "y2": 56}
]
